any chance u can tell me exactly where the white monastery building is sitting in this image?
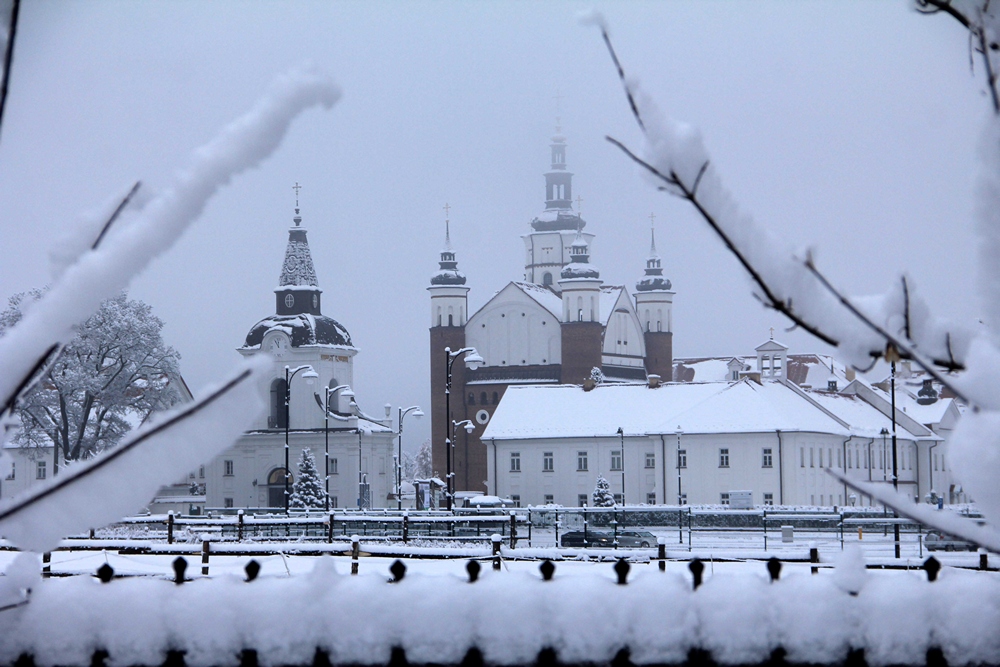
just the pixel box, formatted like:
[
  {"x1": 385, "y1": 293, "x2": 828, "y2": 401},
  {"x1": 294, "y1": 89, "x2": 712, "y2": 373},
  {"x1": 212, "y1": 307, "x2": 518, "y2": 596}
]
[
  {"x1": 204, "y1": 200, "x2": 396, "y2": 511},
  {"x1": 482, "y1": 337, "x2": 963, "y2": 509}
]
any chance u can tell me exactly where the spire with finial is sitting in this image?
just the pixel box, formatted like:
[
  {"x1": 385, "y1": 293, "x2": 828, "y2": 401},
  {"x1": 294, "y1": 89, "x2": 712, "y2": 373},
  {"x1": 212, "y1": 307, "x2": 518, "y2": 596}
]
[
  {"x1": 279, "y1": 183, "x2": 318, "y2": 287},
  {"x1": 636, "y1": 212, "x2": 672, "y2": 292},
  {"x1": 431, "y1": 203, "x2": 466, "y2": 286}
]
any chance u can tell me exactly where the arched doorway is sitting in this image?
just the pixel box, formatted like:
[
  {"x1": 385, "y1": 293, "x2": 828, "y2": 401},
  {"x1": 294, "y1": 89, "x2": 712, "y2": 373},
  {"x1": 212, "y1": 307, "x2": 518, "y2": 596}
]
[{"x1": 267, "y1": 467, "x2": 292, "y2": 508}]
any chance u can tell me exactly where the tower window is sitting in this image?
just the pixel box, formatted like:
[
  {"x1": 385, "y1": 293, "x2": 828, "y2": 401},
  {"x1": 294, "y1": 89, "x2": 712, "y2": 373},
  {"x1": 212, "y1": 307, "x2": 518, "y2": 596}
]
[
  {"x1": 542, "y1": 272, "x2": 553, "y2": 286},
  {"x1": 480, "y1": 392, "x2": 488, "y2": 405},
  {"x1": 468, "y1": 392, "x2": 475, "y2": 405},
  {"x1": 492, "y1": 392, "x2": 499, "y2": 404},
  {"x1": 284, "y1": 294, "x2": 294, "y2": 308}
]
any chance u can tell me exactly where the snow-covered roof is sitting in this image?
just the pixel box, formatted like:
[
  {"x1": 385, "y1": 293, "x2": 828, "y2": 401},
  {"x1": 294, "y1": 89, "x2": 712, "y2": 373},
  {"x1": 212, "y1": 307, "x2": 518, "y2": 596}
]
[
  {"x1": 599, "y1": 286, "x2": 624, "y2": 326},
  {"x1": 799, "y1": 389, "x2": 930, "y2": 440},
  {"x1": 511, "y1": 282, "x2": 562, "y2": 319},
  {"x1": 483, "y1": 380, "x2": 854, "y2": 440},
  {"x1": 243, "y1": 313, "x2": 353, "y2": 349},
  {"x1": 673, "y1": 354, "x2": 850, "y2": 388}
]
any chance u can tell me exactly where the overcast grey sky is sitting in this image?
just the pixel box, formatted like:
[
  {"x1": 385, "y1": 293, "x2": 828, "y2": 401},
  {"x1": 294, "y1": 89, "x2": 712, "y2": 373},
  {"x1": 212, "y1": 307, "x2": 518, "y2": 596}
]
[{"x1": 0, "y1": 1, "x2": 986, "y2": 450}]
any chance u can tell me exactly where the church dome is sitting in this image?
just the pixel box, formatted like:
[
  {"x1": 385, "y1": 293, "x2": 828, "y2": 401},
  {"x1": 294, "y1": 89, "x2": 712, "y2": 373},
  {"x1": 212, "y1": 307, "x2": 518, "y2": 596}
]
[
  {"x1": 244, "y1": 313, "x2": 352, "y2": 349},
  {"x1": 430, "y1": 267, "x2": 467, "y2": 285},
  {"x1": 636, "y1": 275, "x2": 672, "y2": 292},
  {"x1": 560, "y1": 262, "x2": 601, "y2": 280}
]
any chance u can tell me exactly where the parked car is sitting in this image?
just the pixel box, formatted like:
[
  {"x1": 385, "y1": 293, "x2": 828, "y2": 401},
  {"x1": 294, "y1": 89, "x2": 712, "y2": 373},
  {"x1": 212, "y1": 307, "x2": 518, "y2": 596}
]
[
  {"x1": 924, "y1": 530, "x2": 978, "y2": 551},
  {"x1": 560, "y1": 530, "x2": 614, "y2": 547},
  {"x1": 616, "y1": 530, "x2": 657, "y2": 548}
]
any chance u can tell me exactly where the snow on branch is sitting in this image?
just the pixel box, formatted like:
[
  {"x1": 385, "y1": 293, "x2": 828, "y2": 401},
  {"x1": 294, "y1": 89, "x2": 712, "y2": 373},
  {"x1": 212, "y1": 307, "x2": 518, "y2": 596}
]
[
  {"x1": 0, "y1": 64, "x2": 340, "y2": 420},
  {"x1": 589, "y1": 16, "x2": 975, "y2": 401},
  {"x1": 0, "y1": 359, "x2": 266, "y2": 553}
]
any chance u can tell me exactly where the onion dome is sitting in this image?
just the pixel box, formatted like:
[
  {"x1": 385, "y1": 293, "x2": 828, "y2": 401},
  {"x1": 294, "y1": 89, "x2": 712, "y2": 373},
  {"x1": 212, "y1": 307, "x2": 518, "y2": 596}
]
[{"x1": 560, "y1": 229, "x2": 600, "y2": 280}]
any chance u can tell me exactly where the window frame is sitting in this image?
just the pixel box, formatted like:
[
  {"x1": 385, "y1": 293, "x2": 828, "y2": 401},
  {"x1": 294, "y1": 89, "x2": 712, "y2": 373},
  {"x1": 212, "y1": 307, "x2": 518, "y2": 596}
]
[
  {"x1": 719, "y1": 448, "x2": 730, "y2": 468},
  {"x1": 510, "y1": 451, "x2": 521, "y2": 473}
]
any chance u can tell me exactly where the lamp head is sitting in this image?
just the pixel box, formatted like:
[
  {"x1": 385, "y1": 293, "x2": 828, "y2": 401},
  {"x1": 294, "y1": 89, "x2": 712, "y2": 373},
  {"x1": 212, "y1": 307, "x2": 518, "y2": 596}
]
[
  {"x1": 464, "y1": 421, "x2": 475, "y2": 434},
  {"x1": 413, "y1": 409, "x2": 425, "y2": 419},
  {"x1": 463, "y1": 350, "x2": 484, "y2": 370},
  {"x1": 302, "y1": 369, "x2": 319, "y2": 385}
]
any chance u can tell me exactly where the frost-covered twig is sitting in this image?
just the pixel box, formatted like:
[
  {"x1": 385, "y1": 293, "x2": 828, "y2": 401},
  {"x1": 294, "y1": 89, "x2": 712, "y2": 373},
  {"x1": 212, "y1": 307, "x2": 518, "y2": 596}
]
[{"x1": 0, "y1": 0, "x2": 19, "y2": 143}]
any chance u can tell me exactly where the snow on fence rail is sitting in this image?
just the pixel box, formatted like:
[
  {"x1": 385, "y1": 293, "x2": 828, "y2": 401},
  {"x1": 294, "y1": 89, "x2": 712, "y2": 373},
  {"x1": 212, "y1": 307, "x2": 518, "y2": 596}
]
[{"x1": 1, "y1": 550, "x2": 998, "y2": 667}]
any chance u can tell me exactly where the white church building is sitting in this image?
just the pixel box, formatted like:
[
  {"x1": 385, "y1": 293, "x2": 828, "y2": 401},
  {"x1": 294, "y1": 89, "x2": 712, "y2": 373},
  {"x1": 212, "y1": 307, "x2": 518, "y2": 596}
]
[{"x1": 204, "y1": 201, "x2": 396, "y2": 511}]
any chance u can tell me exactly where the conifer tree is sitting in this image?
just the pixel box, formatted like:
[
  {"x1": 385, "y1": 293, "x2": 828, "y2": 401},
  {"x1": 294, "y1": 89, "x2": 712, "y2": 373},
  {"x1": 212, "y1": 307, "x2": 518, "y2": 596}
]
[
  {"x1": 289, "y1": 448, "x2": 328, "y2": 510},
  {"x1": 592, "y1": 475, "x2": 615, "y2": 507}
]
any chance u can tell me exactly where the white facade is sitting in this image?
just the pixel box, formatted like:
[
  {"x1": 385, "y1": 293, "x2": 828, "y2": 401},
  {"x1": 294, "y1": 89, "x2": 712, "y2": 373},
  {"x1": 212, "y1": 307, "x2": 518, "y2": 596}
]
[
  {"x1": 482, "y1": 378, "x2": 947, "y2": 508},
  {"x1": 466, "y1": 283, "x2": 561, "y2": 367}
]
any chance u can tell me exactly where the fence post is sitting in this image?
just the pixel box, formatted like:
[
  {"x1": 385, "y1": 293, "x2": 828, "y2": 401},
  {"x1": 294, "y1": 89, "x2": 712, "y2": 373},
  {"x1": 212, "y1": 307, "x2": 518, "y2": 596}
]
[
  {"x1": 202, "y1": 539, "x2": 211, "y2": 576},
  {"x1": 492, "y1": 534, "x2": 502, "y2": 570},
  {"x1": 237, "y1": 510, "x2": 245, "y2": 542},
  {"x1": 167, "y1": 511, "x2": 174, "y2": 545},
  {"x1": 510, "y1": 511, "x2": 517, "y2": 549},
  {"x1": 554, "y1": 510, "x2": 560, "y2": 548},
  {"x1": 763, "y1": 508, "x2": 767, "y2": 552},
  {"x1": 402, "y1": 512, "x2": 409, "y2": 544},
  {"x1": 810, "y1": 546, "x2": 819, "y2": 575},
  {"x1": 42, "y1": 552, "x2": 51, "y2": 578},
  {"x1": 657, "y1": 537, "x2": 666, "y2": 572},
  {"x1": 351, "y1": 535, "x2": 360, "y2": 575},
  {"x1": 527, "y1": 509, "x2": 532, "y2": 547}
]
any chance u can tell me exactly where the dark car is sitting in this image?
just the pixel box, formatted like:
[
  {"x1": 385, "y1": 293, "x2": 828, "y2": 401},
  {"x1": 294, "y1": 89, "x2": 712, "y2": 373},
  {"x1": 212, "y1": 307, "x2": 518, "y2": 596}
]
[
  {"x1": 560, "y1": 530, "x2": 614, "y2": 547},
  {"x1": 924, "y1": 530, "x2": 978, "y2": 551},
  {"x1": 616, "y1": 530, "x2": 657, "y2": 548}
]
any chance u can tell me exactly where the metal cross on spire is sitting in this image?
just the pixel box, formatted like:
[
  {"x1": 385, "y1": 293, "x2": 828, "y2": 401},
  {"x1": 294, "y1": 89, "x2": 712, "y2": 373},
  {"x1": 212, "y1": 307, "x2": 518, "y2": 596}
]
[
  {"x1": 649, "y1": 212, "x2": 657, "y2": 255},
  {"x1": 575, "y1": 195, "x2": 583, "y2": 215},
  {"x1": 292, "y1": 182, "x2": 302, "y2": 207},
  {"x1": 443, "y1": 202, "x2": 452, "y2": 250}
]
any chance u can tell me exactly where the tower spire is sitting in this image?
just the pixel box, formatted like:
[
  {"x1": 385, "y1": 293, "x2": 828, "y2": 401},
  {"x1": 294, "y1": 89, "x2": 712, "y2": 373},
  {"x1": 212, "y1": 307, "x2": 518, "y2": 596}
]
[
  {"x1": 431, "y1": 205, "x2": 466, "y2": 286},
  {"x1": 636, "y1": 212, "x2": 671, "y2": 292}
]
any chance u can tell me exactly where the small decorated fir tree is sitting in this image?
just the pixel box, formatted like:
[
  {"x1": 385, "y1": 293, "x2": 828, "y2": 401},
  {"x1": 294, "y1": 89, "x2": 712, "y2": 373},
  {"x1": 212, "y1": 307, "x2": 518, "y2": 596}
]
[
  {"x1": 289, "y1": 448, "x2": 329, "y2": 510},
  {"x1": 592, "y1": 475, "x2": 615, "y2": 507}
]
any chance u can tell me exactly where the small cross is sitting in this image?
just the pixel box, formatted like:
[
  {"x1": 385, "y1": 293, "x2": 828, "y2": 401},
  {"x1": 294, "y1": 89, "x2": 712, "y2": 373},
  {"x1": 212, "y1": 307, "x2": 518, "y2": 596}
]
[
  {"x1": 649, "y1": 212, "x2": 656, "y2": 227},
  {"x1": 292, "y1": 182, "x2": 302, "y2": 207},
  {"x1": 575, "y1": 195, "x2": 583, "y2": 214},
  {"x1": 443, "y1": 202, "x2": 451, "y2": 220},
  {"x1": 769, "y1": 327, "x2": 774, "y2": 340}
]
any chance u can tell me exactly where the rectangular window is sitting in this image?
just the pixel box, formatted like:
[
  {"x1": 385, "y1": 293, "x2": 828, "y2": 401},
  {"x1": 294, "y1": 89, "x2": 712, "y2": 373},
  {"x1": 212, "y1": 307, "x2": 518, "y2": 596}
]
[
  {"x1": 762, "y1": 448, "x2": 773, "y2": 468},
  {"x1": 800, "y1": 447, "x2": 805, "y2": 468},
  {"x1": 577, "y1": 494, "x2": 588, "y2": 507},
  {"x1": 329, "y1": 458, "x2": 338, "y2": 475},
  {"x1": 613, "y1": 493, "x2": 623, "y2": 505},
  {"x1": 645, "y1": 452, "x2": 655, "y2": 469},
  {"x1": 646, "y1": 492, "x2": 656, "y2": 505},
  {"x1": 510, "y1": 452, "x2": 521, "y2": 472},
  {"x1": 199, "y1": 465, "x2": 205, "y2": 479},
  {"x1": 719, "y1": 448, "x2": 729, "y2": 468},
  {"x1": 611, "y1": 450, "x2": 623, "y2": 471},
  {"x1": 818, "y1": 449, "x2": 823, "y2": 468},
  {"x1": 36, "y1": 461, "x2": 46, "y2": 480},
  {"x1": 511, "y1": 494, "x2": 521, "y2": 508},
  {"x1": 763, "y1": 492, "x2": 774, "y2": 506},
  {"x1": 543, "y1": 452, "x2": 554, "y2": 472},
  {"x1": 224, "y1": 498, "x2": 233, "y2": 508},
  {"x1": 934, "y1": 454, "x2": 938, "y2": 471},
  {"x1": 848, "y1": 450, "x2": 853, "y2": 469},
  {"x1": 810, "y1": 448, "x2": 815, "y2": 467},
  {"x1": 720, "y1": 492, "x2": 730, "y2": 506},
  {"x1": 5, "y1": 461, "x2": 13, "y2": 480},
  {"x1": 224, "y1": 459, "x2": 234, "y2": 476},
  {"x1": 829, "y1": 449, "x2": 834, "y2": 469},
  {"x1": 577, "y1": 451, "x2": 588, "y2": 471},
  {"x1": 677, "y1": 449, "x2": 687, "y2": 469},
  {"x1": 331, "y1": 496, "x2": 338, "y2": 509},
  {"x1": 544, "y1": 494, "x2": 554, "y2": 505}
]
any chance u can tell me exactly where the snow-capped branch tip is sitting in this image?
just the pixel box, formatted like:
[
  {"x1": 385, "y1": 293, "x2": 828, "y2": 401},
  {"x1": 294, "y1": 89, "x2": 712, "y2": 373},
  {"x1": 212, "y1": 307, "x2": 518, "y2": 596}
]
[
  {"x1": 915, "y1": 0, "x2": 1000, "y2": 114},
  {"x1": 579, "y1": 11, "x2": 646, "y2": 133}
]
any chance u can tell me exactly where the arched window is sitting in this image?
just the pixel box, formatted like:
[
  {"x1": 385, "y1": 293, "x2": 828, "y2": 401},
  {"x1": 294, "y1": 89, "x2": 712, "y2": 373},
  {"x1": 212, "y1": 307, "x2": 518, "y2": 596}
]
[
  {"x1": 448, "y1": 306, "x2": 454, "y2": 327},
  {"x1": 492, "y1": 391, "x2": 499, "y2": 404},
  {"x1": 542, "y1": 272, "x2": 553, "y2": 286},
  {"x1": 436, "y1": 306, "x2": 442, "y2": 327},
  {"x1": 590, "y1": 297, "x2": 595, "y2": 321},
  {"x1": 577, "y1": 296, "x2": 583, "y2": 322},
  {"x1": 468, "y1": 392, "x2": 476, "y2": 405},
  {"x1": 480, "y1": 392, "x2": 488, "y2": 405},
  {"x1": 266, "y1": 468, "x2": 290, "y2": 508},
  {"x1": 269, "y1": 378, "x2": 287, "y2": 429}
]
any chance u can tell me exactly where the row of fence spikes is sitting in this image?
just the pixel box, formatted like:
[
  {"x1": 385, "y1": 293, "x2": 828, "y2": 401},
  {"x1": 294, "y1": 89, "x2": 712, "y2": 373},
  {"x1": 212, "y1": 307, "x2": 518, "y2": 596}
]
[{"x1": 86, "y1": 555, "x2": 945, "y2": 587}]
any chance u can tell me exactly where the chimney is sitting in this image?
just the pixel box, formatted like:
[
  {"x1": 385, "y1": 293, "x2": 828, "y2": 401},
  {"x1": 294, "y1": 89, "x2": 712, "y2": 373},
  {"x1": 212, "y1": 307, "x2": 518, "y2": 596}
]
[{"x1": 740, "y1": 371, "x2": 762, "y2": 385}]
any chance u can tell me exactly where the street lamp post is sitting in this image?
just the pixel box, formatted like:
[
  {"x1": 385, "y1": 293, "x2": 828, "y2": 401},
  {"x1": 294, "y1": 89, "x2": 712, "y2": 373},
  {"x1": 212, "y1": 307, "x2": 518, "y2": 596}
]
[
  {"x1": 676, "y1": 428, "x2": 683, "y2": 544},
  {"x1": 397, "y1": 405, "x2": 425, "y2": 510},
  {"x1": 443, "y1": 346, "x2": 484, "y2": 511},
  {"x1": 616, "y1": 427, "x2": 626, "y2": 507},
  {"x1": 451, "y1": 419, "x2": 475, "y2": 508},
  {"x1": 284, "y1": 364, "x2": 318, "y2": 514},
  {"x1": 890, "y1": 360, "x2": 901, "y2": 558}
]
